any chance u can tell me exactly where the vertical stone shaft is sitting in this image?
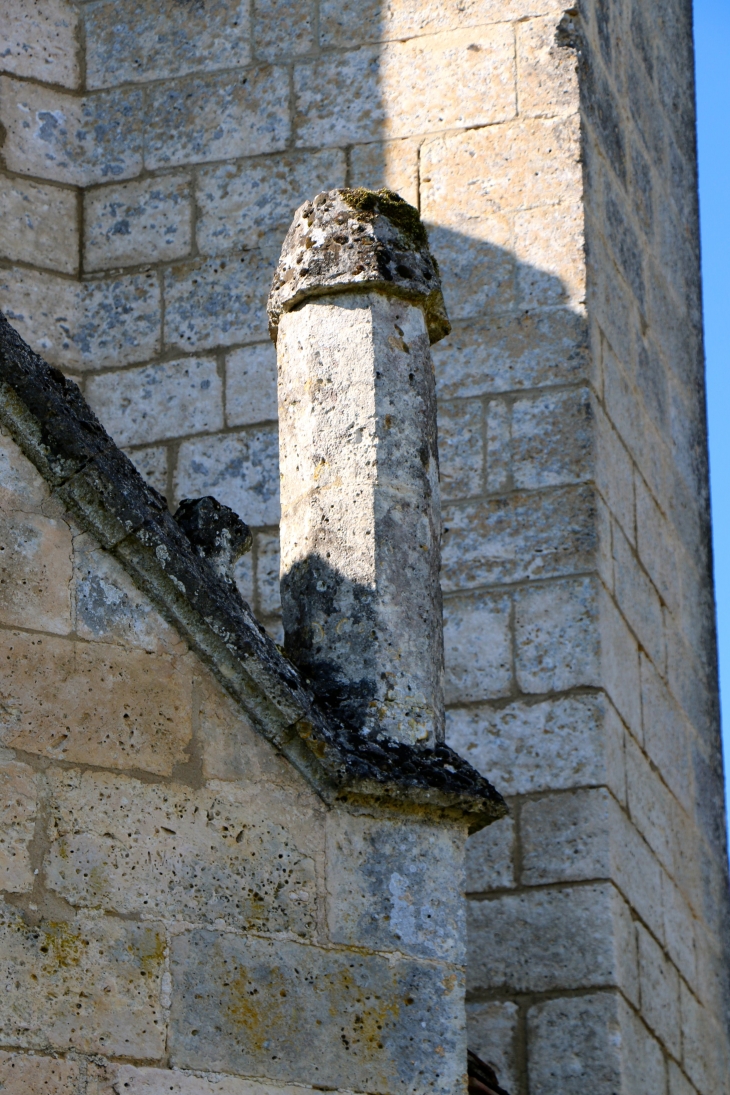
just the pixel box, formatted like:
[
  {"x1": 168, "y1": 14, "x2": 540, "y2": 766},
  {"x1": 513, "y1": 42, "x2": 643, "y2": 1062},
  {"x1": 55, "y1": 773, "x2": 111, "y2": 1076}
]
[{"x1": 268, "y1": 189, "x2": 451, "y2": 747}]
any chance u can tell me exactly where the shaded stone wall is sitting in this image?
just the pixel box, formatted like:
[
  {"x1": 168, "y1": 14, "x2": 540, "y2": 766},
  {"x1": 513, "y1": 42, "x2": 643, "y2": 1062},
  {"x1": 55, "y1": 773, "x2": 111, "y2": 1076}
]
[
  {"x1": 0, "y1": 422, "x2": 468, "y2": 1093},
  {"x1": 1, "y1": 2, "x2": 727, "y2": 1093}
]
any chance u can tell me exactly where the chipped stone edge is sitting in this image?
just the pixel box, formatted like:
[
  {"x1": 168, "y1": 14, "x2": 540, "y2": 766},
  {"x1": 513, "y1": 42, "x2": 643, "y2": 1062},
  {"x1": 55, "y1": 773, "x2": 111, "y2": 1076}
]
[{"x1": 0, "y1": 313, "x2": 506, "y2": 832}]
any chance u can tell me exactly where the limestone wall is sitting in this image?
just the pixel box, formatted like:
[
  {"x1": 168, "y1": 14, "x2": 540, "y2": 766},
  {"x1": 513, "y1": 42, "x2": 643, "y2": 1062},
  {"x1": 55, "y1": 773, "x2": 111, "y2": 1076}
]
[
  {"x1": 0, "y1": 422, "x2": 468, "y2": 1092},
  {"x1": 1, "y1": 1, "x2": 728, "y2": 1093}
]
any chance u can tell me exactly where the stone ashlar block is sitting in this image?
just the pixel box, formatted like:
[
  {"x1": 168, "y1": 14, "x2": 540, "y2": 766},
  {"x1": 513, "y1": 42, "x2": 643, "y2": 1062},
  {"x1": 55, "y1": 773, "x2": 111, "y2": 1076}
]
[
  {"x1": 443, "y1": 591, "x2": 512, "y2": 704},
  {"x1": 325, "y1": 811, "x2": 465, "y2": 962},
  {"x1": 169, "y1": 932, "x2": 465, "y2": 1095},
  {"x1": 441, "y1": 485, "x2": 596, "y2": 593},
  {"x1": 0, "y1": 760, "x2": 37, "y2": 894},
  {"x1": 0, "y1": 0, "x2": 79, "y2": 87},
  {"x1": 421, "y1": 116, "x2": 581, "y2": 225},
  {"x1": 486, "y1": 399, "x2": 510, "y2": 493},
  {"x1": 528, "y1": 992, "x2": 623, "y2": 1095},
  {"x1": 514, "y1": 201, "x2": 586, "y2": 309},
  {"x1": 0, "y1": 77, "x2": 143, "y2": 186},
  {"x1": 253, "y1": 0, "x2": 315, "y2": 61},
  {"x1": 73, "y1": 532, "x2": 184, "y2": 655},
  {"x1": 226, "y1": 343, "x2": 278, "y2": 428},
  {"x1": 0, "y1": 902, "x2": 166, "y2": 1058},
  {"x1": 599, "y1": 585, "x2": 643, "y2": 739},
  {"x1": 174, "y1": 425, "x2": 280, "y2": 528},
  {"x1": 164, "y1": 252, "x2": 273, "y2": 353},
  {"x1": 465, "y1": 1001, "x2": 519, "y2": 1094},
  {"x1": 662, "y1": 872, "x2": 697, "y2": 989},
  {"x1": 0, "y1": 429, "x2": 49, "y2": 513},
  {"x1": 320, "y1": 0, "x2": 557, "y2": 48},
  {"x1": 254, "y1": 529, "x2": 281, "y2": 617},
  {"x1": 145, "y1": 68, "x2": 290, "y2": 170},
  {"x1": 85, "y1": 0, "x2": 251, "y2": 89},
  {"x1": 467, "y1": 883, "x2": 637, "y2": 996},
  {"x1": 0, "y1": 267, "x2": 160, "y2": 372},
  {"x1": 0, "y1": 1051, "x2": 81, "y2": 1094},
  {"x1": 432, "y1": 308, "x2": 589, "y2": 400},
  {"x1": 0, "y1": 176, "x2": 78, "y2": 275},
  {"x1": 437, "y1": 399, "x2": 484, "y2": 501},
  {"x1": 86, "y1": 357, "x2": 224, "y2": 448},
  {"x1": 350, "y1": 138, "x2": 420, "y2": 208},
  {"x1": 612, "y1": 521, "x2": 665, "y2": 672},
  {"x1": 124, "y1": 445, "x2": 169, "y2": 498},
  {"x1": 514, "y1": 576, "x2": 600, "y2": 694},
  {"x1": 98, "y1": 1064, "x2": 326, "y2": 1095},
  {"x1": 511, "y1": 385, "x2": 593, "y2": 490},
  {"x1": 446, "y1": 694, "x2": 607, "y2": 798},
  {"x1": 595, "y1": 402, "x2": 636, "y2": 544},
  {"x1": 425, "y1": 218, "x2": 516, "y2": 322},
  {"x1": 84, "y1": 174, "x2": 193, "y2": 272},
  {"x1": 45, "y1": 769, "x2": 319, "y2": 937},
  {"x1": 293, "y1": 26, "x2": 516, "y2": 148},
  {"x1": 516, "y1": 14, "x2": 580, "y2": 118},
  {"x1": 640, "y1": 654, "x2": 692, "y2": 814},
  {"x1": 196, "y1": 151, "x2": 346, "y2": 257},
  {"x1": 637, "y1": 922, "x2": 681, "y2": 1052},
  {"x1": 0, "y1": 510, "x2": 73, "y2": 635},
  {"x1": 680, "y1": 981, "x2": 730, "y2": 1095},
  {"x1": 521, "y1": 787, "x2": 614, "y2": 887},
  {"x1": 0, "y1": 631, "x2": 193, "y2": 776},
  {"x1": 668, "y1": 1061, "x2": 698, "y2": 1095},
  {"x1": 465, "y1": 813, "x2": 515, "y2": 892}
]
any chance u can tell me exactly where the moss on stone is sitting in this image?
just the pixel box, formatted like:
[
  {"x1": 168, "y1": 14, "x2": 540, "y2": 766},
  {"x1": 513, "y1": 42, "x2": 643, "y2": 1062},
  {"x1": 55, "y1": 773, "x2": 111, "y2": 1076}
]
[{"x1": 341, "y1": 187, "x2": 429, "y2": 250}]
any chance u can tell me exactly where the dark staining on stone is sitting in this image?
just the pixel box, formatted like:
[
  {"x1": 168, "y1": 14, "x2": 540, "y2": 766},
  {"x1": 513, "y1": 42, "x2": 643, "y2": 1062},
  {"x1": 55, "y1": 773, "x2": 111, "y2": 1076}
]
[
  {"x1": 0, "y1": 310, "x2": 506, "y2": 830},
  {"x1": 267, "y1": 188, "x2": 451, "y2": 346},
  {"x1": 175, "y1": 495, "x2": 252, "y2": 587}
]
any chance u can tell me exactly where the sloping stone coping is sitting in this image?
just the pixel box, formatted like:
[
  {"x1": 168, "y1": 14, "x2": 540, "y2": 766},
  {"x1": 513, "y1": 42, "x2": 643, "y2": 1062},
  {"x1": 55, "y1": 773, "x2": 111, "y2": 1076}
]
[{"x1": 0, "y1": 312, "x2": 505, "y2": 831}]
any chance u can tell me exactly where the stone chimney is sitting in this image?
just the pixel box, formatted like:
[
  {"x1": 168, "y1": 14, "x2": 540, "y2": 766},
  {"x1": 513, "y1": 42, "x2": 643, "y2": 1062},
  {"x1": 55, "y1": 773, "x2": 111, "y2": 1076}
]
[{"x1": 268, "y1": 188, "x2": 450, "y2": 748}]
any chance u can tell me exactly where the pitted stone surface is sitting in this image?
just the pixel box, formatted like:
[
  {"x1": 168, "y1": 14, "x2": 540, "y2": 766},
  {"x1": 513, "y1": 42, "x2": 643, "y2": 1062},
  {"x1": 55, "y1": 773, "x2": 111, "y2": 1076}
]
[
  {"x1": 175, "y1": 495, "x2": 253, "y2": 588},
  {"x1": 267, "y1": 188, "x2": 450, "y2": 344}
]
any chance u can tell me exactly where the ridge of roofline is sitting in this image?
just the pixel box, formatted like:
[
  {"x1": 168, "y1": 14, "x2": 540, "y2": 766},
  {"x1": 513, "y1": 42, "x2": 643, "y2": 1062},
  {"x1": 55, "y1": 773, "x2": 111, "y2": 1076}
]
[{"x1": 0, "y1": 313, "x2": 506, "y2": 832}]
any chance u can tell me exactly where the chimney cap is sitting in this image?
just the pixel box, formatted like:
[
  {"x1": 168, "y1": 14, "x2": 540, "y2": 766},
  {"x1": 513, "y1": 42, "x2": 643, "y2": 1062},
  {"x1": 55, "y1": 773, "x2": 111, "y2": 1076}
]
[{"x1": 267, "y1": 188, "x2": 450, "y2": 345}]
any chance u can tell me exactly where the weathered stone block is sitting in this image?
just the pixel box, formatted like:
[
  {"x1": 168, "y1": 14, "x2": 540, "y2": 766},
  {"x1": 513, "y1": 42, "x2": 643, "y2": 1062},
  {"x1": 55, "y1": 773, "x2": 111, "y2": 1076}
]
[
  {"x1": 465, "y1": 1001, "x2": 519, "y2": 1094},
  {"x1": 294, "y1": 27, "x2": 516, "y2": 148},
  {"x1": 426, "y1": 219, "x2": 515, "y2": 321},
  {"x1": 612, "y1": 521, "x2": 665, "y2": 672},
  {"x1": 0, "y1": 760, "x2": 37, "y2": 894},
  {"x1": 640, "y1": 655, "x2": 692, "y2": 813},
  {"x1": 432, "y1": 309, "x2": 588, "y2": 399},
  {"x1": 253, "y1": 0, "x2": 314, "y2": 61},
  {"x1": 145, "y1": 69, "x2": 289, "y2": 170},
  {"x1": 326, "y1": 811, "x2": 465, "y2": 961},
  {"x1": 97, "y1": 1064, "x2": 323, "y2": 1095},
  {"x1": 680, "y1": 981, "x2": 730, "y2": 1095},
  {"x1": 0, "y1": 631, "x2": 193, "y2": 775},
  {"x1": 486, "y1": 400, "x2": 511, "y2": 493},
  {"x1": 124, "y1": 445, "x2": 169, "y2": 497},
  {"x1": 0, "y1": 267, "x2": 161, "y2": 371},
  {"x1": 465, "y1": 814, "x2": 515, "y2": 892},
  {"x1": 668, "y1": 1060, "x2": 697, "y2": 1095},
  {"x1": 196, "y1": 151, "x2": 345, "y2": 257},
  {"x1": 421, "y1": 117, "x2": 582, "y2": 224},
  {"x1": 516, "y1": 15, "x2": 579, "y2": 118},
  {"x1": 164, "y1": 252, "x2": 273, "y2": 353},
  {"x1": 635, "y1": 473, "x2": 680, "y2": 613},
  {"x1": 0, "y1": 1050, "x2": 81, "y2": 1094},
  {"x1": 438, "y1": 400, "x2": 484, "y2": 501},
  {"x1": 515, "y1": 576, "x2": 599, "y2": 694},
  {"x1": 595, "y1": 402, "x2": 635, "y2": 542},
  {"x1": 447, "y1": 695, "x2": 606, "y2": 797},
  {"x1": 599, "y1": 586, "x2": 642, "y2": 738},
  {"x1": 512, "y1": 386, "x2": 592, "y2": 490},
  {"x1": 320, "y1": 0, "x2": 557, "y2": 48},
  {"x1": 467, "y1": 883, "x2": 636, "y2": 995},
  {"x1": 0, "y1": 0, "x2": 79, "y2": 86},
  {"x1": 85, "y1": 0, "x2": 252, "y2": 88},
  {"x1": 84, "y1": 175, "x2": 192, "y2": 271},
  {"x1": 350, "y1": 139, "x2": 420, "y2": 207},
  {"x1": 625, "y1": 733, "x2": 694, "y2": 893},
  {"x1": 169, "y1": 932, "x2": 465, "y2": 1094},
  {"x1": 515, "y1": 202, "x2": 586, "y2": 308},
  {"x1": 662, "y1": 873, "x2": 697, "y2": 988},
  {"x1": 73, "y1": 533, "x2": 184, "y2": 654},
  {"x1": 45, "y1": 769, "x2": 319, "y2": 936},
  {"x1": 226, "y1": 344, "x2": 278, "y2": 427},
  {"x1": 0, "y1": 177, "x2": 78, "y2": 274},
  {"x1": 443, "y1": 592, "x2": 512, "y2": 703},
  {"x1": 637, "y1": 922, "x2": 681, "y2": 1052},
  {"x1": 86, "y1": 358, "x2": 223, "y2": 447},
  {"x1": 0, "y1": 77, "x2": 143, "y2": 186},
  {"x1": 441, "y1": 486, "x2": 596, "y2": 593},
  {"x1": 0, "y1": 902, "x2": 166, "y2": 1057},
  {"x1": 521, "y1": 788, "x2": 613, "y2": 887},
  {"x1": 0, "y1": 511, "x2": 73, "y2": 634},
  {"x1": 0, "y1": 430, "x2": 49, "y2": 512},
  {"x1": 528, "y1": 992, "x2": 622, "y2": 1095},
  {"x1": 174, "y1": 426, "x2": 279, "y2": 527},
  {"x1": 254, "y1": 530, "x2": 281, "y2": 617}
]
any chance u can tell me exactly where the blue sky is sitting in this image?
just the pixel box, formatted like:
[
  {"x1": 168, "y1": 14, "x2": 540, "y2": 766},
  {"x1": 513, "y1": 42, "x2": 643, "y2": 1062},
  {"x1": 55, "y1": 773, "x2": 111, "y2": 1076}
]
[{"x1": 694, "y1": 0, "x2": 730, "y2": 827}]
